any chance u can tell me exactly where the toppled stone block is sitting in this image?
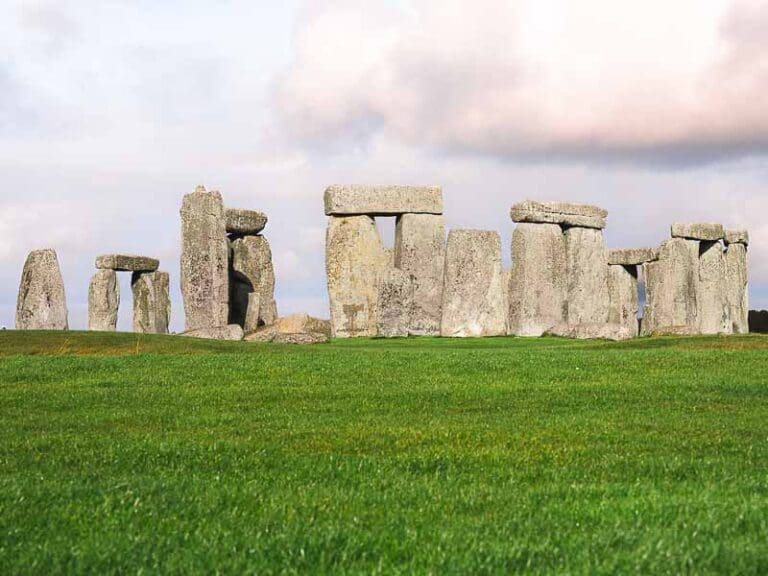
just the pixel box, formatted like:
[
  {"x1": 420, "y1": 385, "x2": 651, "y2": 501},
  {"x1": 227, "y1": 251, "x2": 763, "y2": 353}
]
[
  {"x1": 508, "y1": 223, "x2": 567, "y2": 336},
  {"x1": 510, "y1": 200, "x2": 607, "y2": 229},
  {"x1": 441, "y1": 230, "x2": 507, "y2": 337},
  {"x1": 725, "y1": 243, "x2": 749, "y2": 333},
  {"x1": 565, "y1": 227, "x2": 610, "y2": 324},
  {"x1": 643, "y1": 325, "x2": 699, "y2": 337},
  {"x1": 324, "y1": 185, "x2": 443, "y2": 216},
  {"x1": 88, "y1": 269, "x2": 119, "y2": 331},
  {"x1": 642, "y1": 238, "x2": 699, "y2": 335},
  {"x1": 132, "y1": 271, "x2": 170, "y2": 334},
  {"x1": 671, "y1": 222, "x2": 724, "y2": 241},
  {"x1": 326, "y1": 215, "x2": 389, "y2": 337},
  {"x1": 724, "y1": 229, "x2": 749, "y2": 246},
  {"x1": 180, "y1": 186, "x2": 229, "y2": 331},
  {"x1": 608, "y1": 265, "x2": 639, "y2": 337},
  {"x1": 230, "y1": 235, "x2": 277, "y2": 329},
  {"x1": 96, "y1": 254, "x2": 159, "y2": 272},
  {"x1": 244, "y1": 313, "x2": 331, "y2": 344},
  {"x1": 607, "y1": 248, "x2": 659, "y2": 266},
  {"x1": 377, "y1": 268, "x2": 414, "y2": 338},
  {"x1": 394, "y1": 213, "x2": 445, "y2": 335},
  {"x1": 182, "y1": 324, "x2": 244, "y2": 341},
  {"x1": 226, "y1": 209, "x2": 267, "y2": 236},
  {"x1": 16, "y1": 249, "x2": 68, "y2": 330},
  {"x1": 545, "y1": 322, "x2": 635, "y2": 341},
  {"x1": 697, "y1": 241, "x2": 730, "y2": 334}
]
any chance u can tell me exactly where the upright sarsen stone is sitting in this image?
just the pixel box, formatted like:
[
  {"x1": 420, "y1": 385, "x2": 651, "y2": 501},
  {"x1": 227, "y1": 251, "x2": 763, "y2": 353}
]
[
  {"x1": 607, "y1": 264, "x2": 639, "y2": 337},
  {"x1": 697, "y1": 241, "x2": 730, "y2": 334},
  {"x1": 642, "y1": 238, "x2": 699, "y2": 335},
  {"x1": 88, "y1": 269, "x2": 119, "y2": 331},
  {"x1": 564, "y1": 227, "x2": 609, "y2": 324},
  {"x1": 725, "y1": 242, "x2": 748, "y2": 334},
  {"x1": 132, "y1": 271, "x2": 170, "y2": 334},
  {"x1": 230, "y1": 235, "x2": 277, "y2": 329},
  {"x1": 441, "y1": 230, "x2": 507, "y2": 337},
  {"x1": 377, "y1": 268, "x2": 413, "y2": 338},
  {"x1": 508, "y1": 223, "x2": 567, "y2": 336},
  {"x1": 326, "y1": 215, "x2": 388, "y2": 337},
  {"x1": 16, "y1": 249, "x2": 68, "y2": 330},
  {"x1": 180, "y1": 186, "x2": 229, "y2": 331},
  {"x1": 394, "y1": 213, "x2": 445, "y2": 335}
]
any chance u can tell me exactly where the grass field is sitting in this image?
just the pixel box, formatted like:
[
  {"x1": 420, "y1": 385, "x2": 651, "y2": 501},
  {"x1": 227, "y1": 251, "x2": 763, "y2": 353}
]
[{"x1": 1, "y1": 330, "x2": 768, "y2": 574}]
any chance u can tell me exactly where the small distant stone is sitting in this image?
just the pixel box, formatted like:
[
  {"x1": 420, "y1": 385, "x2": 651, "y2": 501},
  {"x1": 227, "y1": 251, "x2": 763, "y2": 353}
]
[
  {"x1": 607, "y1": 248, "x2": 659, "y2": 266},
  {"x1": 670, "y1": 223, "x2": 724, "y2": 241},
  {"x1": 181, "y1": 324, "x2": 244, "y2": 341},
  {"x1": 96, "y1": 254, "x2": 159, "y2": 272},
  {"x1": 724, "y1": 229, "x2": 749, "y2": 246},
  {"x1": 226, "y1": 208, "x2": 268, "y2": 235}
]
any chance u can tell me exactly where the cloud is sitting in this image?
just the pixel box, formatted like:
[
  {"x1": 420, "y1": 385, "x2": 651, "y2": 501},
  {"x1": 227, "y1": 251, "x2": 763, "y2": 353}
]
[{"x1": 275, "y1": 0, "x2": 768, "y2": 164}]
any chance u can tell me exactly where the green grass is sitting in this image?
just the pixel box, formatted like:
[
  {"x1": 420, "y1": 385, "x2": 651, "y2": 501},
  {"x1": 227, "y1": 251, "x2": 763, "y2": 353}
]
[{"x1": 1, "y1": 330, "x2": 768, "y2": 575}]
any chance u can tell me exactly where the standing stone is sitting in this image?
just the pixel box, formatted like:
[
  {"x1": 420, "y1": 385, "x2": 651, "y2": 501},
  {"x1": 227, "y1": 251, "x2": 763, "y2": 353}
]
[
  {"x1": 180, "y1": 186, "x2": 229, "y2": 331},
  {"x1": 441, "y1": 230, "x2": 507, "y2": 337},
  {"x1": 16, "y1": 249, "x2": 68, "y2": 330},
  {"x1": 607, "y1": 265, "x2": 639, "y2": 337},
  {"x1": 642, "y1": 238, "x2": 699, "y2": 335},
  {"x1": 88, "y1": 269, "x2": 120, "y2": 331},
  {"x1": 508, "y1": 223, "x2": 567, "y2": 336},
  {"x1": 132, "y1": 271, "x2": 170, "y2": 334},
  {"x1": 394, "y1": 213, "x2": 445, "y2": 335},
  {"x1": 243, "y1": 293, "x2": 262, "y2": 333},
  {"x1": 326, "y1": 215, "x2": 389, "y2": 337},
  {"x1": 564, "y1": 227, "x2": 610, "y2": 325},
  {"x1": 377, "y1": 268, "x2": 414, "y2": 338},
  {"x1": 230, "y1": 235, "x2": 277, "y2": 329},
  {"x1": 697, "y1": 241, "x2": 730, "y2": 334},
  {"x1": 725, "y1": 242, "x2": 748, "y2": 334}
]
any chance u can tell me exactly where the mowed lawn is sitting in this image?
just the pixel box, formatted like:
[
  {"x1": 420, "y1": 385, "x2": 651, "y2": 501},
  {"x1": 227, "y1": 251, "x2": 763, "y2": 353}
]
[{"x1": 1, "y1": 331, "x2": 768, "y2": 575}]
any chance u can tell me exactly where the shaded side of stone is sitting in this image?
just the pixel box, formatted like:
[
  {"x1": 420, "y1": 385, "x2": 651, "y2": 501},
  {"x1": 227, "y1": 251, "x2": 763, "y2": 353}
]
[
  {"x1": 394, "y1": 213, "x2": 445, "y2": 335},
  {"x1": 607, "y1": 264, "x2": 639, "y2": 337},
  {"x1": 324, "y1": 185, "x2": 443, "y2": 215},
  {"x1": 230, "y1": 235, "x2": 277, "y2": 329},
  {"x1": 508, "y1": 223, "x2": 567, "y2": 336},
  {"x1": 440, "y1": 230, "x2": 507, "y2": 337},
  {"x1": 326, "y1": 215, "x2": 389, "y2": 337},
  {"x1": 725, "y1": 243, "x2": 749, "y2": 334},
  {"x1": 180, "y1": 188, "x2": 229, "y2": 331},
  {"x1": 131, "y1": 271, "x2": 170, "y2": 334},
  {"x1": 607, "y1": 248, "x2": 659, "y2": 266},
  {"x1": 564, "y1": 227, "x2": 610, "y2": 325},
  {"x1": 88, "y1": 269, "x2": 119, "y2": 331},
  {"x1": 748, "y1": 310, "x2": 768, "y2": 333},
  {"x1": 377, "y1": 268, "x2": 413, "y2": 338},
  {"x1": 16, "y1": 249, "x2": 68, "y2": 330}
]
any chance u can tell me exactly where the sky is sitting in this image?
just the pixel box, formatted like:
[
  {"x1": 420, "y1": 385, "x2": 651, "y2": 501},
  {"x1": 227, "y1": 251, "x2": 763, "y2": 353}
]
[{"x1": 1, "y1": 0, "x2": 766, "y2": 331}]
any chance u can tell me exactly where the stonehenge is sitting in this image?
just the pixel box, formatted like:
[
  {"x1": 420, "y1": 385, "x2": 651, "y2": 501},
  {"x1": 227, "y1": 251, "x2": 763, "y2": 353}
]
[
  {"x1": 88, "y1": 269, "x2": 120, "y2": 331},
  {"x1": 132, "y1": 271, "x2": 171, "y2": 334},
  {"x1": 16, "y1": 249, "x2": 68, "y2": 330}
]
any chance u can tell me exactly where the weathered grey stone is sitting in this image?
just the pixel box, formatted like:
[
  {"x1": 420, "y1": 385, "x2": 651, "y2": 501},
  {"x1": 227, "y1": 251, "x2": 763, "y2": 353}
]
[
  {"x1": 384, "y1": 247, "x2": 395, "y2": 268},
  {"x1": 608, "y1": 264, "x2": 639, "y2": 337},
  {"x1": 725, "y1": 243, "x2": 749, "y2": 334},
  {"x1": 644, "y1": 325, "x2": 699, "y2": 337},
  {"x1": 377, "y1": 268, "x2": 413, "y2": 337},
  {"x1": 244, "y1": 313, "x2": 331, "y2": 343},
  {"x1": 671, "y1": 222, "x2": 724, "y2": 241},
  {"x1": 16, "y1": 249, "x2": 68, "y2": 330},
  {"x1": 324, "y1": 185, "x2": 443, "y2": 215},
  {"x1": 545, "y1": 322, "x2": 635, "y2": 341},
  {"x1": 132, "y1": 271, "x2": 170, "y2": 334},
  {"x1": 394, "y1": 213, "x2": 445, "y2": 335},
  {"x1": 607, "y1": 248, "x2": 659, "y2": 266},
  {"x1": 440, "y1": 230, "x2": 507, "y2": 337},
  {"x1": 697, "y1": 241, "x2": 730, "y2": 334},
  {"x1": 326, "y1": 215, "x2": 389, "y2": 337},
  {"x1": 508, "y1": 223, "x2": 567, "y2": 336},
  {"x1": 724, "y1": 229, "x2": 749, "y2": 246},
  {"x1": 641, "y1": 238, "x2": 699, "y2": 335},
  {"x1": 564, "y1": 227, "x2": 610, "y2": 324},
  {"x1": 96, "y1": 254, "x2": 159, "y2": 272},
  {"x1": 510, "y1": 200, "x2": 607, "y2": 229},
  {"x1": 226, "y1": 209, "x2": 267, "y2": 236},
  {"x1": 182, "y1": 324, "x2": 244, "y2": 340},
  {"x1": 88, "y1": 269, "x2": 119, "y2": 331},
  {"x1": 180, "y1": 186, "x2": 229, "y2": 331},
  {"x1": 274, "y1": 332, "x2": 329, "y2": 344},
  {"x1": 230, "y1": 235, "x2": 277, "y2": 329},
  {"x1": 243, "y1": 293, "x2": 261, "y2": 333}
]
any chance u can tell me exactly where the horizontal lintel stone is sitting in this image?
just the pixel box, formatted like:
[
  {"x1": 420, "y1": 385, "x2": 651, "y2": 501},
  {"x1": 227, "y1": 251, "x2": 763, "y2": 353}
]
[
  {"x1": 226, "y1": 208, "x2": 268, "y2": 235},
  {"x1": 724, "y1": 229, "x2": 749, "y2": 246},
  {"x1": 670, "y1": 222, "x2": 724, "y2": 241},
  {"x1": 510, "y1": 200, "x2": 607, "y2": 229},
  {"x1": 324, "y1": 185, "x2": 443, "y2": 215},
  {"x1": 96, "y1": 254, "x2": 159, "y2": 272},
  {"x1": 607, "y1": 248, "x2": 659, "y2": 265}
]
